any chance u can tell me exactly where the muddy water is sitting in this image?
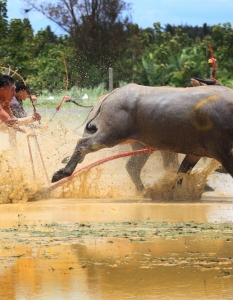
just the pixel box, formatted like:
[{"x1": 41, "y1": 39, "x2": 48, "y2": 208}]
[
  {"x1": 1, "y1": 200, "x2": 233, "y2": 299},
  {"x1": 1, "y1": 239, "x2": 233, "y2": 300}
]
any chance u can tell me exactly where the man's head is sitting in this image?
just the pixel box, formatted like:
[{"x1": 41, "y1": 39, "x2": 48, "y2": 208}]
[
  {"x1": 15, "y1": 81, "x2": 30, "y2": 100},
  {"x1": 0, "y1": 75, "x2": 15, "y2": 102}
]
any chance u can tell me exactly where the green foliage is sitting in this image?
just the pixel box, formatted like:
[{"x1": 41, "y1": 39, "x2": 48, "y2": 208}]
[
  {"x1": 1, "y1": 0, "x2": 233, "y2": 91},
  {"x1": 168, "y1": 46, "x2": 207, "y2": 86},
  {"x1": 4, "y1": 18, "x2": 34, "y2": 71},
  {"x1": 0, "y1": 0, "x2": 8, "y2": 39},
  {"x1": 165, "y1": 23, "x2": 212, "y2": 40},
  {"x1": 211, "y1": 23, "x2": 233, "y2": 73},
  {"x1": 138, "y1": 23, "x2": 202, "y2": 87}
]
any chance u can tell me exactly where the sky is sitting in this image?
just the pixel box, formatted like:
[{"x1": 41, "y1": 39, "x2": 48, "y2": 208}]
[{"x1": 6, "y1": 0, "x2": 233, "y2": 35}]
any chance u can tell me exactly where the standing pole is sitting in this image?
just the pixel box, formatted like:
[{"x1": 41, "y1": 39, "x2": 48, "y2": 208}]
[
  {"x1": 210, "y1": 67, "x2": 213, "y2": 79},
  {"x1": 109, "y1": 67, "x2": 113, "y2": 92},
  {"x1": 33, "y1": 135, "x2": 50, "y2": 185},
  {"x1": 27, "y1": 136, "x2": 36, "y2": 179}
]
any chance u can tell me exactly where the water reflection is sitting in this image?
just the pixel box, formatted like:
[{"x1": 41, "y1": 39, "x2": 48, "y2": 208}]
[
  {"x1": 1, "y1": 202, "x2": 233, "y2": 228},
  {"x1": 0, "y1": 237, "x2": 233, "y2": 300},
  {"x1": 1, "y1": 201, "x2": 233, "y2": 299}
]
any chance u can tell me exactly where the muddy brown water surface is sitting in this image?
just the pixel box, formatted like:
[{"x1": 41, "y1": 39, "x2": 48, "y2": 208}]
[
  {"x1": 1, "y1": 109, "x2": 233, "y2": 299},
  {"x1": 1, "y1": 200, "x2": 233, "y2": 299}
]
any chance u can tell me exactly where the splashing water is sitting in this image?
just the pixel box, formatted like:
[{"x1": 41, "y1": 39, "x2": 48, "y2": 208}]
[
  {"x1": 144, "y1": 159, "x2": 220, "y2": 202},
  {"x1": 0, "y1": 121, "x2": 76, "y2": 203},
  {"x1": 50, "y1": 151, "x2": 220, "y2": 201},
  {"x1": 0, "y1": 149, "x2": 42, "y2": 203}
]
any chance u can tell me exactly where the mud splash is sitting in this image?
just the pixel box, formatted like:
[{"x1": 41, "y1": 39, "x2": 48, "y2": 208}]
[
  {"x1": 144, "y1": 159, "x2": 220, "y2": 202},
  {"x1": 56, "y1": 155, "x2": 220, "y2": 202},
  {"x1": 0, "y1": 150, "x2": 42, "y2": 203},
  {"x1": 0, "y1": 121, "x2": 77, "y2": 203}
]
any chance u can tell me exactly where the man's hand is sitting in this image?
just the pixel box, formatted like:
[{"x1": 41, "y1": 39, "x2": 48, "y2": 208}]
[
  {"x1": 5, "y1": 119, "x2": 18, "y2": 126},
  {"x1": 32, "y1": 112, "x2": 41, "y2": 121}
]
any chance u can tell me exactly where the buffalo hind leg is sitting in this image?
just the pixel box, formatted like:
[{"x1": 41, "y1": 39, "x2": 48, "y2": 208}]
[
  {"x1": 217, "y1": 150, "x2": 233, "y2": 178},
  {"x1": 126, "y1": 144, "x2": 179, "y2": 192},
  {"x1": 160, "y1": 152, "x2": 179, "y2": 170},
  {"x1": 176, "y1": 154, "x2": 201, "y2": 186},
  {"x1": 126, "y1": 142, "x2": 151, "y2": 192},
  {"x1": 176, "y1": 154, "x2": 214, "y2": 191}
]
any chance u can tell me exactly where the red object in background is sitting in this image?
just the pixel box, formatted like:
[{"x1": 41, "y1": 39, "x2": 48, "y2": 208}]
[
  {"x1": 55, "y1": 95, "x2": 70, "y2": 111},
  {"x1": 99, "y1": 94, "x2": 108, "y2": 100},
  {"x1": 208, "y1": 44, "x2": 216, "y2": 79},
  {"x1": 30, "y1": 95, "x2": 37, "y2": 101}
]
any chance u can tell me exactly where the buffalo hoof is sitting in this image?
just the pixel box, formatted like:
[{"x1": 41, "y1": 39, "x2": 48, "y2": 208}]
[
  {"x1": 61, "y1": 156, "x2": 70, "y2": 164},
  {"x1": 51, "y1": 169, "x2": 68, "y2": 183},
  {"x1": 215, "y1": 166, "x2": 228, "y2": 174},
  {"x1": 204, "y1": 184, "x2": 214, "y2": 192}
]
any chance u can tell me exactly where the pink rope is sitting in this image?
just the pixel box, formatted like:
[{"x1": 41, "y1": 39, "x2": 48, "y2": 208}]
[{"x1": 48, "y1": 148, "x2": 155, "y2": 191}]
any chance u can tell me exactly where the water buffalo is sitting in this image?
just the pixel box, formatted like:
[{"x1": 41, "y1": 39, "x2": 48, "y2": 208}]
[
  {"x1": 52, "y1": 83, "x2": 233, "y2": 185},
  {"x1": 65, "y1": 94, "x2": 179, "y2": 192}
]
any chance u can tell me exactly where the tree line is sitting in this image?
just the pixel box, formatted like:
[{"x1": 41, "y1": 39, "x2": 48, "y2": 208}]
[{"x1": 1, "y1": 0, "x2": 233, "y2": 95}]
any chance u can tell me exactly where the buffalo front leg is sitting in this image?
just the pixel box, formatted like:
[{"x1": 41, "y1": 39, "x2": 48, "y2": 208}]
[{"x1": 52, "y1": 136, "x2": 108, "y2": 183}]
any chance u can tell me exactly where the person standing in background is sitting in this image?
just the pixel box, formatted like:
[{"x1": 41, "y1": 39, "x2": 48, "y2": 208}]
[{"x1": 10, "y1": 81, "x2": 30, "y2": 118}]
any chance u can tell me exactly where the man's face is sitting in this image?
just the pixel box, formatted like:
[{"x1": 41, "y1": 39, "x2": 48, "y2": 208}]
[
  {"x1": 0, "y1": 83, "x2": 16, "y2": 102},
  {"x1": 17, "y1": 90, "x2": 29, "y2": 100}
]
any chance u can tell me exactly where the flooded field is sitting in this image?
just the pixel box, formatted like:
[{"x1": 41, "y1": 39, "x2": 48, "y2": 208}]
[
  {"x1": 1, "y1": 109, "x2": 233, "y2": 299},
  {"x1": 1, "y1": 200, "x2": 233, "y2": 299}
]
